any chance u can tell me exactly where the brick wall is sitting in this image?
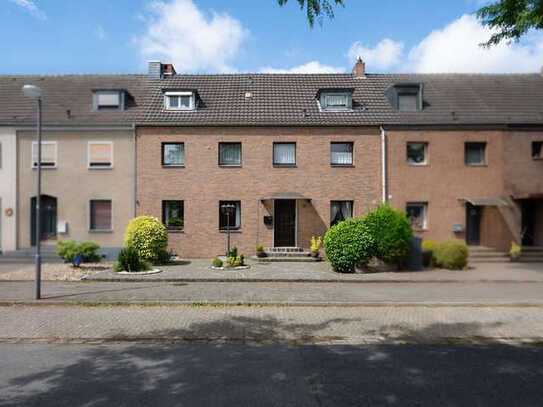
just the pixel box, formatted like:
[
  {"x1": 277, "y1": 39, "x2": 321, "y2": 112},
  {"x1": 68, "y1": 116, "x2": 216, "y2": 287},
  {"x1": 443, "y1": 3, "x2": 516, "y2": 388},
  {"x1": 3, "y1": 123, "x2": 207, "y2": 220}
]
[{"x1": 137, "y1": 126, "x2": 382, "y2": 258}]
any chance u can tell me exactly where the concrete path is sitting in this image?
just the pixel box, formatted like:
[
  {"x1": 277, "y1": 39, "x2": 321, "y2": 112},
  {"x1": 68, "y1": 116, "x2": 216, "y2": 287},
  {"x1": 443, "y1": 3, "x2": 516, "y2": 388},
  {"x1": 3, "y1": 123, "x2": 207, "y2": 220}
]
[
  {"x1": 1, "y1": 343, "x2": 543, "y2": 406},
  {"x1": 2, "y1": 280, "x2": 543, "y2": 305},
  {"x1": 2, "y1": 304, "x2": 543, "y2": 344}
]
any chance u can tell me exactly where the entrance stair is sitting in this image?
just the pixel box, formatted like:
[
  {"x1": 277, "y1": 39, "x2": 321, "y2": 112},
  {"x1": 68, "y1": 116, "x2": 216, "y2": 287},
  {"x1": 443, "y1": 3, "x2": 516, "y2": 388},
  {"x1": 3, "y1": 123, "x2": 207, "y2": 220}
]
[
  {"x1": 0, "y1": 247, "x2": 62, "y2": 264},
  {"x1": 519, "y1": 247, "x2": 543, "y2": 263},
  {"x1": 255, "y1": 247, "x2": 321, "y2": 262},
  {"x1": 468, "y1": 246, "x2": 510, "y2": 264}
]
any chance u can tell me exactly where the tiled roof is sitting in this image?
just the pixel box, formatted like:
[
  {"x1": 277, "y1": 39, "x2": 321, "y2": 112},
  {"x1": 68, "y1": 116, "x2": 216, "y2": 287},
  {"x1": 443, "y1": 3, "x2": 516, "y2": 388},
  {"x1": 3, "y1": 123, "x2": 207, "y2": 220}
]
[
  {"x1": 1, "y1": 72, "x2": 543, "y2": 127},
  {"x1": 0, "y1": 75, "x2": 146, "y2": 126}
]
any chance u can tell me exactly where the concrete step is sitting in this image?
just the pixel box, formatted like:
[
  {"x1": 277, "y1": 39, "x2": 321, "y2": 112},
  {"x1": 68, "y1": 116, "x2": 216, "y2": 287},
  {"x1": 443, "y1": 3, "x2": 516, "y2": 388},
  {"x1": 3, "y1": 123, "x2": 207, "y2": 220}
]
[
  {"x1": 517, "y1": 258, "x2": 543, "y2": 263},
  {"x1": 521, "y1": 246, "x2": 543, "y2": 252},
  {"x1": 254, "y1": 256, "x2": 322, "y2": 263},
  {"x1": 470, "y1": 259, "x2": 511, "y2": 264}
]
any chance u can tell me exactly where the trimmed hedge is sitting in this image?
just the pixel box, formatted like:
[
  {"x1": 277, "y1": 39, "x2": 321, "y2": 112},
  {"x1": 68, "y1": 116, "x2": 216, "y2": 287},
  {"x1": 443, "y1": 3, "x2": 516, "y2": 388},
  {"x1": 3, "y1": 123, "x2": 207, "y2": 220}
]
[
  {"x1": 433, "y1": 240, "x2": 468, "y2": 270},
  {"x1": 323, "y1": 218, "x2": 374, "y2": 273},
  {"x1": 363, "y1": 205, "x2": 413, "y2": 265},
  {"x1": 124, "y1": 216, "x2": 168, "y2": 263}
]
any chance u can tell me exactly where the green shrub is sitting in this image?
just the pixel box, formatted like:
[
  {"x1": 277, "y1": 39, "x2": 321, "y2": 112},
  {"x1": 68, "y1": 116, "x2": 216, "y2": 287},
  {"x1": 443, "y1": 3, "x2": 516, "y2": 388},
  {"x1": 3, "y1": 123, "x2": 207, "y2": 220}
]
[
  {"x1": 114, "y1": 247, "x2": 151, "y2": 273},
  {"x1": 212, "y1": 257, "x2": 223, "y2": 268},
  {"x1": 227, "y1": 247, "x2": 238, "y2": 258},
  {"x1": 256, "y1": 244, "x2": 264, "y2": 253},
  {"x1": 156, "y1": 249, "x2": 174, "y2": 265},
  {"x1": 363, "y1": 205, "x2": 413, "y2": 265},
  {"x1": 56, "y1": 240, "x2": 101, "y2": 265},
  {"x1": 324, "y1": 218, "x2": 374, "y2": 273},
  {"x1": 433, "y1": 240, "x2": 468, "y2": 270},
  {"x1": 124, "y1": 216, "x2": 168, "y2": 263},
  {"x1": 422, "y1": 240, "x2": 439, "y2": 266},
  {"x1": 227, "y1": 255, "x2": 245, "y2": 268}
]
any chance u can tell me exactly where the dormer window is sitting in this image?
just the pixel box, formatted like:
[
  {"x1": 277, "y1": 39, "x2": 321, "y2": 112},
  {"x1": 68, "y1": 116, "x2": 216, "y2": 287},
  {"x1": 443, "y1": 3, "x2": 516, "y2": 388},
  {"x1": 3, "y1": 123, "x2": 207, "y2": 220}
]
[
  {"x1": 386, "y1": 83, "x2": 423, "y2": 112},
  {"x1": 319, "y1": 90, "x2": 353, "y2": 111},
  {"x1": 93, "y1": 90, "x2": 124, "y2": 111},
  {"x1": 164, "y1": 91, "x2": 195, "y2": 111}
]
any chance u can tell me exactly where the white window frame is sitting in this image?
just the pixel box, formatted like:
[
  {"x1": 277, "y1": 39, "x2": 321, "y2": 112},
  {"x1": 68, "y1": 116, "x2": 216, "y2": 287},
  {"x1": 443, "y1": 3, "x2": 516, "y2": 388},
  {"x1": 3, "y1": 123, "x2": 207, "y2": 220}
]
[
  {"x1": 320, "y1": 92, "x2": 352, "y2": 111},
  {"x1": 95, "y1": 90, "x2": 122, "y2": 110},
  {"x1": 406, "y1": 142, "x2": 428, "y2": 166},
  {"x1": 164, "y1": 91, "x2": 195, "y2": 111},
  {"x1": 406, "y1": 202, "x2": 428, "y2": 231},
  {"x1": 87, "y1": 141, "x2": 114, "y2": 170},
  {"x1": 31, "y1": 141, "x2": 58, "y2": 169},
  {"x1": 88, "y1": 199, "x2": 113, "y2": 232}
]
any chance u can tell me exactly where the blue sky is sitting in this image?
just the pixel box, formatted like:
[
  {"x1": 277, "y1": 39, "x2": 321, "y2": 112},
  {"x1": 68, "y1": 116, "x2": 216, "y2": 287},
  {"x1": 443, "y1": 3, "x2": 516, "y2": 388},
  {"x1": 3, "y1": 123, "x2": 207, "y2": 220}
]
[{"x1": 2, "y1": 0, "x2": 543, "y2": 74}]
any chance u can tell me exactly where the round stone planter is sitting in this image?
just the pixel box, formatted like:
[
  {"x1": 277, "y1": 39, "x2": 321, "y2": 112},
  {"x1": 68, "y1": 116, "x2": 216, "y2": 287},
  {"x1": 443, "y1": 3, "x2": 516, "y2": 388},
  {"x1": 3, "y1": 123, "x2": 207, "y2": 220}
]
[{"x1": 210, "y1": 265, "x2": 251, "y2": 271}]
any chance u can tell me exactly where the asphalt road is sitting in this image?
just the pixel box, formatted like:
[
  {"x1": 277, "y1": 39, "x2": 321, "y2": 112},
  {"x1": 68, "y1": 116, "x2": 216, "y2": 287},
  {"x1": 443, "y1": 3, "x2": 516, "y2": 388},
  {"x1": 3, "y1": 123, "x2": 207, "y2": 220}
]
[{"x1": 1, "y1": 343, "x2": 542, "y2": 406}]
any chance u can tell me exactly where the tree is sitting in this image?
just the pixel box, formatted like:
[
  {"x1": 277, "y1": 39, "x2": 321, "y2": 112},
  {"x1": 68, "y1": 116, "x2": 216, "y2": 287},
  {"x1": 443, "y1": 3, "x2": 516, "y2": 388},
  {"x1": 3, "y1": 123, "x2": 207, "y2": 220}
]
[
  {"x1": 477, "y1": 0, "x2": 543, "y2": 46},
  {"x1": 277, "y1": 0, "x2": 344, "y2": 27}
]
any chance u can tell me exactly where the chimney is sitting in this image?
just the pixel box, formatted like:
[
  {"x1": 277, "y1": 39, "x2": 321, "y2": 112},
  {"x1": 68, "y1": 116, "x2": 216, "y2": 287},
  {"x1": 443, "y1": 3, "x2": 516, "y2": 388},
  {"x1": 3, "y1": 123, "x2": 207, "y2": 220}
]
[
  {"x1": 148, "y1": 61, "x2": 162, "y2": 78},
  {"x1": 352, "y1": 57, "x2": 366, "y2": 79}
]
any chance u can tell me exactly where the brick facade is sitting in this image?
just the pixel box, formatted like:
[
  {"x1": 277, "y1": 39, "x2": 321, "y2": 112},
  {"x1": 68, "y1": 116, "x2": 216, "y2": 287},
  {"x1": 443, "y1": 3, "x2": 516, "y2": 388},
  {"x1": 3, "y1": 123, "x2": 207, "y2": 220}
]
[{"x1": 136, "y1": 126, "x2": 382, "y2": 258}]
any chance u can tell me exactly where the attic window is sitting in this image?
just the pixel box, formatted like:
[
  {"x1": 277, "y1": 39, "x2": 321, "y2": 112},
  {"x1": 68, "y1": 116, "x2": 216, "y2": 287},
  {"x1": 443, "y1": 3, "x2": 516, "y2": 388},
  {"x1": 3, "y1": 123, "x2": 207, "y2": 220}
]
[
  {"x1": 320, "y1": 91, "x2": 352, "y2": 111},
  {"x1": 94, "y1": 90, "x2": 124, "y2": 111},
  {"x1": 387, "y1": 84, "x2": 423, "y2": 112},
  {"x1": 398, "y1": 93, "x2": 419, "y2": 112},
  {"x1": 164, "y1": 91, "x2": 195, "y2": 111}
]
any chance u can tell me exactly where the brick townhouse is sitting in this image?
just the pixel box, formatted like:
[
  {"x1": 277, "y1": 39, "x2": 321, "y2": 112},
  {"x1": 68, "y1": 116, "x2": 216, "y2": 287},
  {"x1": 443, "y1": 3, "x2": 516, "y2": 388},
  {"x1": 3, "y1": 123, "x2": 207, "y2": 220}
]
[
  {"x1": 0, "y1": 60, "x2": 542, "y2": 259},
  {"x1": 136, "y1": 61, "x2": 543, "y2": 258}
]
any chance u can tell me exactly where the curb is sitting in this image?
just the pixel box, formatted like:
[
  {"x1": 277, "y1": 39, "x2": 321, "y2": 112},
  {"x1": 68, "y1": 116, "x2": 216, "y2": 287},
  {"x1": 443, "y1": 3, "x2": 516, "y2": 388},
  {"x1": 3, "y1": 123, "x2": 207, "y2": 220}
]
[{"x1": 2, "y1": 300, "x2": 543, "y2": 307}]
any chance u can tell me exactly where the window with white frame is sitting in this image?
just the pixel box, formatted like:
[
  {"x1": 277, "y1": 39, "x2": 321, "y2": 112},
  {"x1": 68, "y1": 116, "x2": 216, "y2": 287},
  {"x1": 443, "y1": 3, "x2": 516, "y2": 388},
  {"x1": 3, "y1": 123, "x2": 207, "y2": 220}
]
[
  {"x1": 406, "y1": 142, "x2": 428, "y2": 165},
  {"x1": 331, "y1": 142, "x2": 353, "y2": 165},
  {"x1": 273, "y1": 142, "x2": 296, "y2": 166},
  {"x1": 320, "y1": 92, "x2": 352, "y2": 111},
  {"x1": 32, "y1": 141, "x2": 57, "y2": 168},
  {"x1": 164, "y1": 91, "x2": 195, "y2": 111},
  {"x1": 330, "y1": 201, "x2": 353, "y2": 227},
  {"x1": 219, "y1": 201, "x2": 241, "y2": 230},
  {"x1": 88, "y1": 142, "x2": 113, "y2": 168},
  {"x1": 465, "y1": 142, "x2": 486, "y2": 166},
  {"x1": 162, "y1": 200, "x2": 184, "y2": 230},
  {"x1": 90, "y1": 200, "x2": 112, "y2": 231},
  {"x1": 406, "y1": 202, "x2": 428, "y2": 230},
  {"x1": 219, "y1": 143, "x2": 242, "y2": 166}
]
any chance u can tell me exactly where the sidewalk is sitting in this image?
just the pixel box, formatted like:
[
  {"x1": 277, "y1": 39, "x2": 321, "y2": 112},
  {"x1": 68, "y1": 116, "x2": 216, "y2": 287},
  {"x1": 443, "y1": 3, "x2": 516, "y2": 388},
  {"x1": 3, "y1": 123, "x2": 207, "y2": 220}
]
[
  {"x1": 1, "y1": 304, "x2": 543, "y2": 344},
  {"x1": 2, "y1": 280, "x2": 543, "y2": 305}
]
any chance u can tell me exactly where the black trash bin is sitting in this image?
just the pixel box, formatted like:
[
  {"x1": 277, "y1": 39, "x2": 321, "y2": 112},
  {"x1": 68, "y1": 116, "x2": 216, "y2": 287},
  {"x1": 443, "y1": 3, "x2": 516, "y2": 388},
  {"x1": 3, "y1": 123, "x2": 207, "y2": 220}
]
[{"x1": 406, "y1": 236, "x2": 423, "y2": 271}]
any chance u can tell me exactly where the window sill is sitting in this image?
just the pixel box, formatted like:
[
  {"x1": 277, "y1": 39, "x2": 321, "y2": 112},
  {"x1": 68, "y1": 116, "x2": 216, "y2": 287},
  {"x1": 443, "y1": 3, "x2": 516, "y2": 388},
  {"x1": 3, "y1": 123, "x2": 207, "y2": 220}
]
[
  {"x1": 162, "y1": 165, "x2": 185, "y2": 168},
  {"x1": 167, "y1": 229, "x2": 184, "y2": 234},
  {"x1": 273, "y1": 164, "x2": 297, "y2": 168},
  {"x1": 88, "y1": 166, "x2": 113, "y2": 170},
  {"x1": 465, "y1": 163, "x2": 487, "y2": 167},
  {"x1": 219, "y1": 165, "x2": 242, "y2": 168},
  {"x1": 32, "y1": 166, "x2": 57, "y2": 170},
  {"x1": 331, "y1": 164, "x2": 355, "y2": 168},
  {"x1": 89, "y1": 229, "x2": 114, "y2": 234},
  {"x1": 219, "y1": 229, "x2": 242, "y2": 234},
  {"x1": 407, "y1": 162, "x2": 428, "y2": 167}
]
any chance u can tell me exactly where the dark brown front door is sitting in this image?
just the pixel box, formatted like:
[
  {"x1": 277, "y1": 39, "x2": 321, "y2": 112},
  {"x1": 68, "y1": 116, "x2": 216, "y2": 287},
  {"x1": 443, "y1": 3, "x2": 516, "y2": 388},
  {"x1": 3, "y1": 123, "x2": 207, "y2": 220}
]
[
  {"x1": 466, "y1": 203, "x2": 481, "y2": 246},
  {"x1": 274, "y1": 199, "x2": 296, "y2": 247}
]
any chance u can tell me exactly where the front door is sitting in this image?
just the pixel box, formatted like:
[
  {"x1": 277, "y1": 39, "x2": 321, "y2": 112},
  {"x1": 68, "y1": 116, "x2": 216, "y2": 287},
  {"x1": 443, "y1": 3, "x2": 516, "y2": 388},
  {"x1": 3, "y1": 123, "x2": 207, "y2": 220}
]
[
  {"x1": 31, "y1": 195, "x2": 57, "y2": 246},
  {"x1": 274, "y1": 199, "x2": 296, "y2": 247},
  {"x1": 521, "y1": 200, "x2": 536, "y2": 246},
  {"x1": 465, "y1": 203, "x2": 481, "y2": 246}
]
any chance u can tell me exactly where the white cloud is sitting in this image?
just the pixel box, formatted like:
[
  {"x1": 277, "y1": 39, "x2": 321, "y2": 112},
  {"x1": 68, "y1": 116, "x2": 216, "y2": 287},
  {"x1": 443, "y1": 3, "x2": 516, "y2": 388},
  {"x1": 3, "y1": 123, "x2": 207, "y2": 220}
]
[
  {"x1": 259, "y1": 61, "x2": 345, "y2": 74},
  {"x1": 135, "y1": 0, "x2": 248, "y2": 73},
  {"x1": 406, "y1": 14, "x2": 543, "y2": 73},
  {"x1": 347, "y1": 39, "x2": 404, "y2": 70},
  {"x1": 9, "y1": 0, "x2": 46, "y2": 20}
]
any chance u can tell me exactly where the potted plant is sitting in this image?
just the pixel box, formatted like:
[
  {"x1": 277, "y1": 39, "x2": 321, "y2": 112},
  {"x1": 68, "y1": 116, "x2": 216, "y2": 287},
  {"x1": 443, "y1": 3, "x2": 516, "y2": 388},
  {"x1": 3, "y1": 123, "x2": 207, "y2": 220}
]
[
  {"x1": 310, "y1": 236, "x2": 322, "y2": 258},
  {"x1": 510, "y1": 242, "x2": 521, "y2": 262},
  {"x1": 256, "y1": 244, "x2": 267, "y2": 258}
]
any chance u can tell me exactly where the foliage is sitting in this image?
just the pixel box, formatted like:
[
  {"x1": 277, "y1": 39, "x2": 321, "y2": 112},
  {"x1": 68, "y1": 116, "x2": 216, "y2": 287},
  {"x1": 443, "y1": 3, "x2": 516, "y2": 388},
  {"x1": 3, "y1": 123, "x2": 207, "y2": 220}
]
[
  {"x1": 433, "y1": 240, "x2": 469, "y2": 270},
  {"x1": 227, "y1": 247, "x2": 238, "y2": 258},
  {"x1": 256, "y1": 244, "x2": 264, "y2": 253},
  {"x1": 310, "y1": 236, "x2": 323, "y2": 253},
  {"x1": 114, "y1": 247, "x2": 151, "y2": 273},
  {"x1": 363, "y1": 205, "x2": 413, "y2": 265},
  {"x1": 477, "y1": 0, "x2": 543, "y2": 46},
  {"x1": 168, "y1": 217, "x2": 184, "y2": 229},
  {"x1": 323, "y1": 218, "x2": 374, "y2": 273},
  {"x1": 510, "y1": 242, "x2": 522, "y2": 260},
  {"x1": 277, "y1": 0, "x2": 344, "y2": 27},
  {"x1": 227, "y1": 255, "x2": 245, "y2": 268},
  {"x1": 212, "y1": 257, "x2": 223, "y2": 268},
  {"x1": 156, "y1": 249, "x2": 174, "y2": 265},
  {"x1": 124, "y1": 216, "x2": 168, "y2": 263},
  {"x1": 56, "y1": 240, "x2": 101, "y2": 265}
]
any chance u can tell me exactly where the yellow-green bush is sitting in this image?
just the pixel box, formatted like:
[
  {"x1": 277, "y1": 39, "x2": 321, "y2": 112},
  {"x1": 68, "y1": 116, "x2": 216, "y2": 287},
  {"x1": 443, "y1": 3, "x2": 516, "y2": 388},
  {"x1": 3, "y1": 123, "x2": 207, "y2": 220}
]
[
  {"x1": 433, "y1": 240, "x2": 468, "y2": 270},
  {"x1": 124, "y1": 216, "x2": 168, "y2": 263}
]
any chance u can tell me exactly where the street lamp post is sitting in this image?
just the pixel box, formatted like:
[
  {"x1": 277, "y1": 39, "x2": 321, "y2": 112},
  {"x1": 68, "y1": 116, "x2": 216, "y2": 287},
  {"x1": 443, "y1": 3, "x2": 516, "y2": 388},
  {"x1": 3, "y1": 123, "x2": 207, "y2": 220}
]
[
  {"x1": 22, "y1": 85, "x2": 43, "y2": 300},
  {"x1": 221, "y1": 203, "x2": 236, "y2": 256}
]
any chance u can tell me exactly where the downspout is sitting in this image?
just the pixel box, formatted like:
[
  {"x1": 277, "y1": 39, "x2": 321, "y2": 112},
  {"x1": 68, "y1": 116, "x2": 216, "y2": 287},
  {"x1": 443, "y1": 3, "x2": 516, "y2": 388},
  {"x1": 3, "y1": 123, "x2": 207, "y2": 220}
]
[
  {"x1": 380, "y1": 126, "x2": 388, "y2": 204},
  {"x1": 132, "y1": 123, "x2": 137, "y2": 218}
]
